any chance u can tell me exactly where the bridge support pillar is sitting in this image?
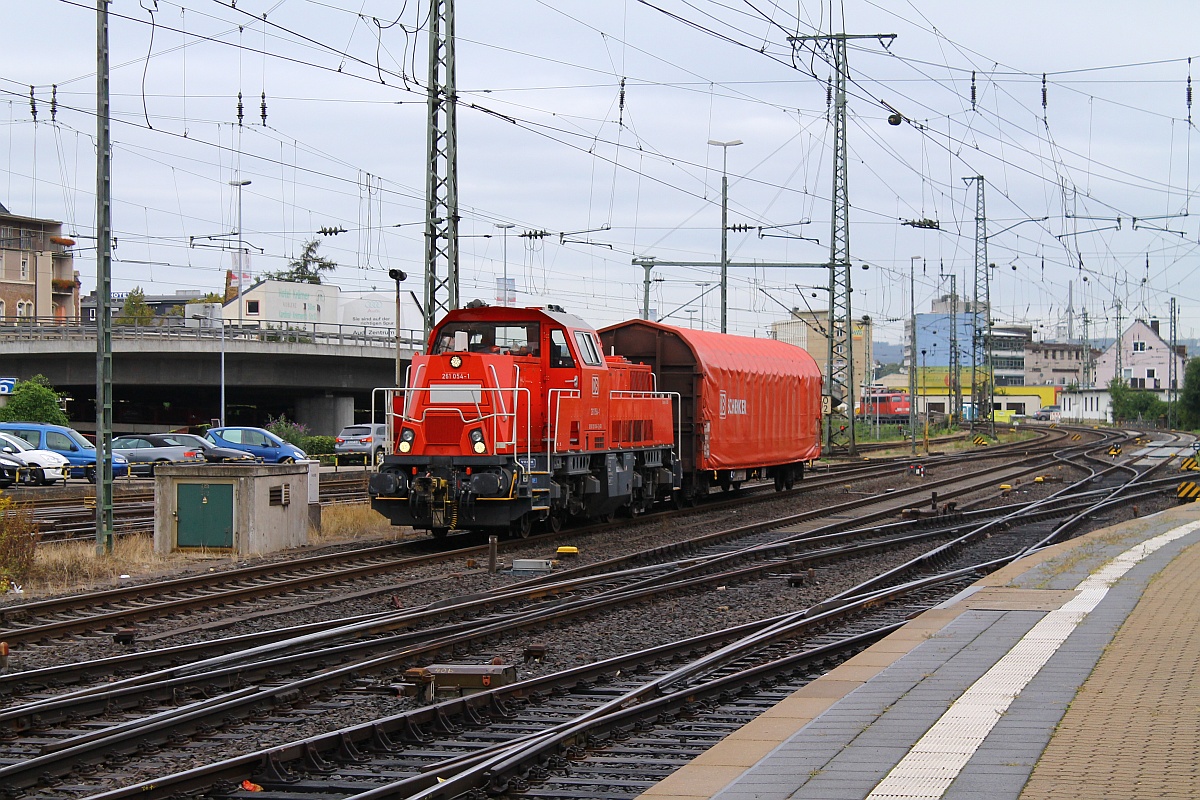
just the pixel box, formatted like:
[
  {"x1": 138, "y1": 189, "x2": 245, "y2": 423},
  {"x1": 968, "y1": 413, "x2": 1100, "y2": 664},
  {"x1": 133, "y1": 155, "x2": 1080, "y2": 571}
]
[{"x1": 296, "y1": 394, "x2": 355, "y2": 436}]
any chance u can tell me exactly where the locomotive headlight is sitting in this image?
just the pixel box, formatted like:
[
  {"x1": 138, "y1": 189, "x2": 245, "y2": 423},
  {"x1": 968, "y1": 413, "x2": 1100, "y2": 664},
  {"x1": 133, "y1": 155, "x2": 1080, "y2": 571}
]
[
  {"x1": 473, "y1": 441, "x2": 487, "y2": 454},
  {"x1": 398, "y1": 428, "x2": 415, "y2": 453},
  {"x1": 398, "y1": 441, "x2": 412, "y2": 453},
  {"x1": 449, "y1": 355, "x2": 463, "y2": 368},
  {"x1": 469, "y1": 428, "x2": 487, "y2": 454}
]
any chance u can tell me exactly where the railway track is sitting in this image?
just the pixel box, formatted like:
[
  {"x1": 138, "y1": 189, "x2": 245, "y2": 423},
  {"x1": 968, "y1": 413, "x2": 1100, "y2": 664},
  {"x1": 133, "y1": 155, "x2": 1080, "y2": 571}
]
[
  {"x1": 0, "y1": 424, "x2": 1176, "y2": 800},
  {"x1": 3, "y1": 433, "x2": 1176, "y2": 800},
  {"x1": 0, "y1": 426, "x2": 1091, "y2": 648}
]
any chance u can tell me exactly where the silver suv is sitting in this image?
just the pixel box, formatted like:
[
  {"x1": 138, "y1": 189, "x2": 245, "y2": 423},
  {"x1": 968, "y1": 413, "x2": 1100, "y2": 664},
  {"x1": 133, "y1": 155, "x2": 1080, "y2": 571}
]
[{"x1": 334, "y1": 423, "x2": 389, "y2": 465}]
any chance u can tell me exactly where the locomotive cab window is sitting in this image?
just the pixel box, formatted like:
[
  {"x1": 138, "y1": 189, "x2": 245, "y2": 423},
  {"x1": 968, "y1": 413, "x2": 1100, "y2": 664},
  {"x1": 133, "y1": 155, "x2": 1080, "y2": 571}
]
[
  {"x1": 433, "y1": 322, "x2": 541, "y2": 355},
  {"x1": 573, "y1": 331, "x2": 602, "y2": 366},
  {"x1": 549, "y1": 329, "x2": 575, "y2": 368}
]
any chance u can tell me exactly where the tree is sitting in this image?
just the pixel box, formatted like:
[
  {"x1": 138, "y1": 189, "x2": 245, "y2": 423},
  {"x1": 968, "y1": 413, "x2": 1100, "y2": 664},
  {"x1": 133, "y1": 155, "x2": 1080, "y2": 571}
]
[
  {"x1": 263, "y1": 238, "x2": 337, "y2": 284},
  {"x1": 1179, "y1": 358, "x2": 1200, "y2": 429},
  {"x1": 1108, "y1": 376, "x2": 1167, "y2": 424},
  {"x1": 0, "y1": 375, "x2": 69, "y2": 425},
  {"x1": 115, "y1": 287, "x2": 155, "y2": 325}
]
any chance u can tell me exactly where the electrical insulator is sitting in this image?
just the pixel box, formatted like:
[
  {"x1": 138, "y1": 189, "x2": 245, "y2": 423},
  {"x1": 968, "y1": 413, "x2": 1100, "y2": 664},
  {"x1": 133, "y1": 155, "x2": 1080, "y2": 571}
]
[
  {"x1": 1041, "y1": 74, "x2": 1047, "y2": 111},
  {"x1": 51, "y1": 85, "x2": 57, "y2": 122},
  {"x1": 237, "y1": 91, "x2": 244, "y2": 126},
  {"x1": 29, "y1": 86, "x2": 36, "y2": 122},
  {"x1": 970, "y1": 71, "x2": 976, "y2": 108},
  {"x1": 261, "y1": 91, "x2": 267, "y2": 125}
]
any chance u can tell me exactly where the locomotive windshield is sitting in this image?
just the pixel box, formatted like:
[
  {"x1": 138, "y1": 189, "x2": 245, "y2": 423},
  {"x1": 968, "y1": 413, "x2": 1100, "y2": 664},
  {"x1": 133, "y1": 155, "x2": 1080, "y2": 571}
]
[{"x1": 432, "y1": 321, "x2": 541, "y2": 356}]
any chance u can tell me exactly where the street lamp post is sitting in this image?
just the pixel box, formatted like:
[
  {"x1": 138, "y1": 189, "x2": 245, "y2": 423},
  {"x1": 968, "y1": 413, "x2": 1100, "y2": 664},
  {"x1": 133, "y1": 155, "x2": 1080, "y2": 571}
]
[
  {"x1": 495, "y1": 223, "x2": 514, "y2": 306},
  {"x1": 230, "y1": 178, "x2": 251, "y2": 328},
  {"x1": 193, "y1": 314, "x2": 225, "y2": 426},
  {"x1": 695, "y1": 282, "x2": 712, "y2": 330},
  {"x1": 389, "y1": 269, "x2": 408, "y2": 385},
  {"x1": 707, "y1": 139, "x2": 742, "y2": 333}
]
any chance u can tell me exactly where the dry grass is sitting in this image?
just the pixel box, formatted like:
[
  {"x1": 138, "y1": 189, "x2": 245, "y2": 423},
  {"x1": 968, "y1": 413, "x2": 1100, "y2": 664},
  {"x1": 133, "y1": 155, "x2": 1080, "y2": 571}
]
[
  {"x1": 22, "y1": 534, "x2": 213, "y2": 596},
  {"x1": 5, "y1": 502, "x2": 415, "y2": 599},
  {"x1": 312, "y1": 501, "x2": 416, "y2": 544}
]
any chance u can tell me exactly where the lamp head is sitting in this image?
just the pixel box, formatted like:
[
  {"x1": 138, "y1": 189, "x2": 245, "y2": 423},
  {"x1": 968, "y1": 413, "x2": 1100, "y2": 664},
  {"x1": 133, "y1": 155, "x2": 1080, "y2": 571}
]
[{"x1": 388, "y1": 269, "x2": 407, "y2": 282}]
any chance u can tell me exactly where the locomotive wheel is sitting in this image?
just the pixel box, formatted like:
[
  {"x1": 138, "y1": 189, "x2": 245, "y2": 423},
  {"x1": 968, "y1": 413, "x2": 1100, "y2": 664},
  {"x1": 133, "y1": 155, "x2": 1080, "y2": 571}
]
[
  {"x1": 544, "y1": 513, "x2": 563, "y2": 533},
  {"x1": 511, "y1": 515, "x2": 532, "y2": 538},
  {"x1": 431, "y1": 527, "x2": 449, "y2": 539}
]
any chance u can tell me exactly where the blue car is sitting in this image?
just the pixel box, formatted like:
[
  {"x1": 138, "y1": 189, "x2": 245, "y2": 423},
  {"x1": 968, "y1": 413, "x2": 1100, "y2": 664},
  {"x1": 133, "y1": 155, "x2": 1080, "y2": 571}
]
[
  {"x1": 0, "y1": 422, "x2": 130, "y2": 481},
  {"x1": 205, "y1": 427, "x2": 307, "y2": 463}
]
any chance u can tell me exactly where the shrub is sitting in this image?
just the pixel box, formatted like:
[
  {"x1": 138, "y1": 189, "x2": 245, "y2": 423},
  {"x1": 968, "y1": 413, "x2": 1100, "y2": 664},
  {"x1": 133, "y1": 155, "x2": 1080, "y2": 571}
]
[
  {"x1": 301, "y1": 435, "x2": 336, "y2": 455},
  {"x1": 0, "y1": 375, "x2": 69, "y2": 426},
  {"x1": 0, "y1": 496, "x2": 39, "y2": 592},
  {"x1": 265, "y1": 414, "x2": 309, "y2": 446}
]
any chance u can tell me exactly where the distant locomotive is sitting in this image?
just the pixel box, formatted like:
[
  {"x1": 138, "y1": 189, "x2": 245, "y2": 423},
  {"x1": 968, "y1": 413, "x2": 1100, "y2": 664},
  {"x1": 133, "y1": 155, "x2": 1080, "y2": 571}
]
[
  {"x1": 368, "y1": 305, "x2": 823, "y2": 537},
  {"x1": 856, "y1": 389, "x2": 912, "y2": 423}
]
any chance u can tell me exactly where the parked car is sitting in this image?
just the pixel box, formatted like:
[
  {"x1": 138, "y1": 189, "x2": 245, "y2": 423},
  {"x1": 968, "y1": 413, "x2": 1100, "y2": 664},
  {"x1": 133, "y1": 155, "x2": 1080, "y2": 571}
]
[
  {"x1": 205, "y1": 427, "x2": 307, "y2": 463},
  {"x1": 334, "y1": 423, "x2": 389, "y2": 465},
  {"x1": 158, "y1": 433, "x2": 260, "y2": 464},
  {"x1": 0, "y1": 431, "x2": 72, "y2": 485},
  {"x1": 1034, "y1": 404, "x2": 1061, "y2": 421},
  {"x1": 0, "y1": 422, "x2": 130, "y2": 481},
  {"x1": 0, "y1": 452, "x2": 23, "y2": 488},
  {"x1": 112, "y1": 434, "x2": 208, "y2": 477}
]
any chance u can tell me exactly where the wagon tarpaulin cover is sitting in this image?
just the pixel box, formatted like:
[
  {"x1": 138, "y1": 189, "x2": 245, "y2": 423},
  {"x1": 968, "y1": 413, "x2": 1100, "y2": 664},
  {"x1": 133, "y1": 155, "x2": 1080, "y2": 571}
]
[{"x1": 599, "y1": 320, "x2": 822, "y2": 471}]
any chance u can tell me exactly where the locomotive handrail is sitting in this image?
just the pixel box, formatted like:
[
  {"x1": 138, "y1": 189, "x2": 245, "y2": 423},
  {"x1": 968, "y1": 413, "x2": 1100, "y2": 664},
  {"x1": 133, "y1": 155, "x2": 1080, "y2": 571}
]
[
  {"x1": 372, "y1": 383, "x2": 532, "y2": 465},
  {"x1": 547, "y1": 388, "x2": 582, "y2": 461},
  {"x1": 608, "y1": 389, "x2": 682, "y2": 465}
]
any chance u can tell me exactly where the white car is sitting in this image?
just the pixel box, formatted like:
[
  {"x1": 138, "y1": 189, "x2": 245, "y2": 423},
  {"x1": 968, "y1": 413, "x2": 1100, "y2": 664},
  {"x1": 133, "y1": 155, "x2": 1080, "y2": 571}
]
[{"x1": 0, "y1": 431, "x2": 71, "y2": 485}]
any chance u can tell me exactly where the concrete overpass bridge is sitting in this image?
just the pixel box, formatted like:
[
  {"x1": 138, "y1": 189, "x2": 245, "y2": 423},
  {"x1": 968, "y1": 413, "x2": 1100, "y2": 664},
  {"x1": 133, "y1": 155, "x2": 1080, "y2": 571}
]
[{"x1": 0, "y1": 321, "x2": 422, "y2": 436}]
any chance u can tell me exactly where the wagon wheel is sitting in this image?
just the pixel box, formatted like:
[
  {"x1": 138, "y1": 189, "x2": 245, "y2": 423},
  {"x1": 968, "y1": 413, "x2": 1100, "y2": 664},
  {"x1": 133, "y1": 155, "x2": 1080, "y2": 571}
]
[
  {"x1": 431, "y1": 527, "x2": 450, "y2": 539},
  {"x1": 774, "y1": 472, "x2": 786, "y2": 492},
  {"x1": 511, "y1": 514, "x2": 532, "y2": 539},
  {"x1": 543, "y1": 512, "x2": 563, "y2": 533}
]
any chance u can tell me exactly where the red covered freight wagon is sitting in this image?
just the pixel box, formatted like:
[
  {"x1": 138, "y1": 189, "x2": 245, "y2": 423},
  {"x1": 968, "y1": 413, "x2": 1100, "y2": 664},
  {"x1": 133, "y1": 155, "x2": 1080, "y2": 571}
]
[{"x1": 599, "y1": 320, "x2": 822, "y2": 500}]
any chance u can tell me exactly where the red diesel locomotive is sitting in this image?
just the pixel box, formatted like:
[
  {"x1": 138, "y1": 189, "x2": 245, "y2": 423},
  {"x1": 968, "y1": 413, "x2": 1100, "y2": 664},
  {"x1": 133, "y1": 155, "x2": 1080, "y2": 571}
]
[{"x1": 368, "y1": 305, "x2": 823, "y2": 537}]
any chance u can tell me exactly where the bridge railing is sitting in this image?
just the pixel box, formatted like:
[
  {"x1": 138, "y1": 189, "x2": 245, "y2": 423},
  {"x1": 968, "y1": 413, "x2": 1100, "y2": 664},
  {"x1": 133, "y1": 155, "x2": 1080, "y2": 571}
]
[{"x1": 0, "y1": 317, "x2": 427, "y2": 349}]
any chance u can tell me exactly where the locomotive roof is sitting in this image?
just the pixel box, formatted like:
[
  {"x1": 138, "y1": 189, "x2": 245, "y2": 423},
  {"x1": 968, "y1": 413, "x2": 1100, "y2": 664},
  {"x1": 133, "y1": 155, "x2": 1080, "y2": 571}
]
[{"x1": 438, "y1": 305, "x2": 595, "y2": 331}]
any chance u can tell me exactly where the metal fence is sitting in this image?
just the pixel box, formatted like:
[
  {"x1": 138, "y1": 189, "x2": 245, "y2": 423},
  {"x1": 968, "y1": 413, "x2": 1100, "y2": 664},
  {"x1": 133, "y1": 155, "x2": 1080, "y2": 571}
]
[{"x1": 0, "y1": 317, "x2": 426, "y2": 349}]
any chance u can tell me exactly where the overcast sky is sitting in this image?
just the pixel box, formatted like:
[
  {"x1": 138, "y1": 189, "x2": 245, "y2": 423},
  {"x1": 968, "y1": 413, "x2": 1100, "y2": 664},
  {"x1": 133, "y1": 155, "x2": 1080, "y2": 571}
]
[{"x1": 6, "y1": 1, "x2": 1200, "y2": 344}]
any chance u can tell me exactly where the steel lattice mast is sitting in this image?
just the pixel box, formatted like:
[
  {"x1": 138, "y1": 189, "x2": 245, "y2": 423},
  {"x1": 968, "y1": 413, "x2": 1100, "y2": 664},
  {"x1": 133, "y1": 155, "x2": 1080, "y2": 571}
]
[
  {"x1": 790, "y1": 32, "x2": 894, "y2": 455},
  {"x1": 422, "y1": 0, "x2": 459, "y2": 346},
  {"x1": 965, "y1": 176, "x2": 990, "y2": 432}
]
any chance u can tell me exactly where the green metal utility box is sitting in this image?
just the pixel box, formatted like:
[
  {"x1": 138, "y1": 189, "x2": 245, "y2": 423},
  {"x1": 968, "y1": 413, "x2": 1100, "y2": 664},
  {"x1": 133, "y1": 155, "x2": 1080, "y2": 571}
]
[
  {"x1": 154, "y1": 462, "x2": 312, "y2": 556},
  {"x1": 175, "y1": 483, "x2": 234, "y2": 548}
]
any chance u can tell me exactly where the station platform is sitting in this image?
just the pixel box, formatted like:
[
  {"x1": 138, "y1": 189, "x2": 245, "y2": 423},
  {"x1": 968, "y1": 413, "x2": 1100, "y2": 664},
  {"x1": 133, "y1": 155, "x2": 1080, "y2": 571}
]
[{"x1": 640, "y1": 501, "x2": 1200, "y2": 800}]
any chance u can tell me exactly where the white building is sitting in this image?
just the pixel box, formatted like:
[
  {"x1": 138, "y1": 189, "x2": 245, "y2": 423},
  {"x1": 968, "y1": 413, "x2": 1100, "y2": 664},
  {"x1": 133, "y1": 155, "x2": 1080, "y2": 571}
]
[
  {"x1": 1094, "y1": 319, "x2": 1186, "y2": 390},
  {"x1": 225, "y1": 280, "x2": 339, "y2": 328},
  {"x1": 1059, "y1": 389, "x2": 1113, "y2": 424}
]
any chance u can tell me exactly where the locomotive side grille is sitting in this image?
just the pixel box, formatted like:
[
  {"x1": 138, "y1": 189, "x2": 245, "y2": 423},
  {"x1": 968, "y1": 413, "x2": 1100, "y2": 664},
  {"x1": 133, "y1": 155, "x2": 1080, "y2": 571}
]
[{"x1": 425, "y1": 415, "x2": 465, "y2": 445}]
